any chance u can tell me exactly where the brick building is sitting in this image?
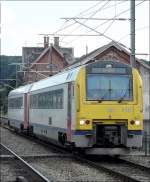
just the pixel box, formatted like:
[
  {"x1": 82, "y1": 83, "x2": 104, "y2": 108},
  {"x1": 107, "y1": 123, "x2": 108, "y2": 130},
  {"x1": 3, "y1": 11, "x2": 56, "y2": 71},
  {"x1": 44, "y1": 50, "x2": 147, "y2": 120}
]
[
  {"x1": 22, "y1": 47, "x2": 45, "y2": 65},
  {"x1": 22, "y1": 37, "x2": 74, "y2": 83}
]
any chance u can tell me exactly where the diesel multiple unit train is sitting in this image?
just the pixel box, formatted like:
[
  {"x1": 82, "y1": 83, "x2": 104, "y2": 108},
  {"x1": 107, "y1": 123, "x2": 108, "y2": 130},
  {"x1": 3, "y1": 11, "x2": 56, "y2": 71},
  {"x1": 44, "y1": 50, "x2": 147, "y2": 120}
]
[{"x1": 8, "y1": 60, "x2": 143, "y2": 155}]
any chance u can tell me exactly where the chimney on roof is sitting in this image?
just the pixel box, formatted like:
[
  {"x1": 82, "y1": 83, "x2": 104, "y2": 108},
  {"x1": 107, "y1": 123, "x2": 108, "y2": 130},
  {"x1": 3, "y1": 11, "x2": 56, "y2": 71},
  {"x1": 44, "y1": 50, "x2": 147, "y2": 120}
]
[
  {"x1": 54, "y1": 37, "x2": 59, "y2": 47},
  {"x1": 44, "y1": 36, "x2": 49, "y2": 48}
]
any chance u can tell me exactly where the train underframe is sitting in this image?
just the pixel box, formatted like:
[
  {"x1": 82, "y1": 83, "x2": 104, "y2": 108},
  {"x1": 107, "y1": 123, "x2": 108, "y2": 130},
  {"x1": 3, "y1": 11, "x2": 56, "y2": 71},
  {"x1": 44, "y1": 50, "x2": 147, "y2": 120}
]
[
  {"x1": 8, "y1": 119, "x2": 143, "y2": 155},
  {"x1": 71, "y1": 123, "x2": 143, "y2": 155}
]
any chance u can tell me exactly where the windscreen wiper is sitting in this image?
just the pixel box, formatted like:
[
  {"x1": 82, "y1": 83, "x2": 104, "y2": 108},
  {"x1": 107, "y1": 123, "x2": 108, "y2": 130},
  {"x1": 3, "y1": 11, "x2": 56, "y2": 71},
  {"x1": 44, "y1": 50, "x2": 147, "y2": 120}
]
[
  {"x1": 118, "y1": 89, "x2": 128, "y2": 103},
  {"x1": 97, "y1": 90, "x2": 109, "y2": 103}
]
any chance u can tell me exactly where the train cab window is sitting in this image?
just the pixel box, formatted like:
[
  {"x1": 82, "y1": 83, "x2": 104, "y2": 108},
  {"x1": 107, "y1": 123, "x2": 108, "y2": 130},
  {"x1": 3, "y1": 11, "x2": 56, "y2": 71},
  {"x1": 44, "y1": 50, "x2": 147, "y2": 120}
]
[{"x1": 86, "y1": 74, "x2": 133, "y2": 101}]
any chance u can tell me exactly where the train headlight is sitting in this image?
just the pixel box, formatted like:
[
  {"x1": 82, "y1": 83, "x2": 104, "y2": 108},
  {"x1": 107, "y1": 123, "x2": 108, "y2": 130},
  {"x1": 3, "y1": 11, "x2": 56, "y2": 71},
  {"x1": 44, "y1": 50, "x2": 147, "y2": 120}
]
[
  {"x1": 80, "y1": 120, "x2": 85, "y2": 125},
  {"x1": 135, "y1": 120, "x2": 140, "y2": 126},
  {"x1": 130, "y1": 120, "x2": 140, "y2": 126}
]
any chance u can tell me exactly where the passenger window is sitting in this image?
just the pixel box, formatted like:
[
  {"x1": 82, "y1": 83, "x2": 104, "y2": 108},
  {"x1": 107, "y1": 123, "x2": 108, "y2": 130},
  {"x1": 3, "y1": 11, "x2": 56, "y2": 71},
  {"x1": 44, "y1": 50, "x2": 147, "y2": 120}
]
[{"x1": 30, "y1": 89, "x2": 63, "y2": 109}]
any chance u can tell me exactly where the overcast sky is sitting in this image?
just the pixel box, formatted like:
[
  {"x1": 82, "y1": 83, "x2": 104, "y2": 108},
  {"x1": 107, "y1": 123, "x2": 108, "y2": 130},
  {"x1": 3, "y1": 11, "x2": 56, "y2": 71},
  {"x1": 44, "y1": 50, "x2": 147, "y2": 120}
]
[{"x1": 1, "y1": 1, "x2": 150, "y2": 61}]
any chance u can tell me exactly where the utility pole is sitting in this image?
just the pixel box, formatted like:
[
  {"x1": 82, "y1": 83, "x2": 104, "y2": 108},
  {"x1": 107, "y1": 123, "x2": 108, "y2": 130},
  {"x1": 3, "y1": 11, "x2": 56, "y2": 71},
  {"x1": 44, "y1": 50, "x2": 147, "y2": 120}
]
[
  {"x1": 16, "y1": 65, "x2": 18, "y2": 88},
  {"x1": 130, "y1": 0, "x2": 136, "y2": 67}
]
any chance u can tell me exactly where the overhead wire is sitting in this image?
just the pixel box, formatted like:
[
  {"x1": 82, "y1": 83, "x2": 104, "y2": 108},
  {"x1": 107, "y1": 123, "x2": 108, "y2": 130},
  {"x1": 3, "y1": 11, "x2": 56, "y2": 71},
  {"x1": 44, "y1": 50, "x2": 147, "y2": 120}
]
[
  {"x1": 60, "y1": 0, "x2": 110, "y2": 43},
  {"x1": 53, "y1": 0, "x2": 125, "y2": 40},
  {"x1": 53, "y1": 1, "x2": 104, "y2": 35},
  {"x1": 78, "y1": 1, "x2": 125, "y2": 18},
  {"x1": 102, "y1": 1, "x2": 117, "y2": 35},
  {"x1": 118, "y1": 26, "x2": 150, "y2": 42},
  {"x1": 62, "y1": 1, "x2": 127, "y2": 46},
  {"x1": 92, "y1": 0, "x2": 146, "y2": 34},
  {"x1": 75, "y1": 1, "x2": 104, "y2": 17},
  {"x1": 72, "y1": 18, "x2": 129, "y2": 49},
  {"x1": 54, "y1": 0, "x2": 125, "y2": 39},
  {"x1": 63, "y1": 0, "x2": 146, "y2": 48}
]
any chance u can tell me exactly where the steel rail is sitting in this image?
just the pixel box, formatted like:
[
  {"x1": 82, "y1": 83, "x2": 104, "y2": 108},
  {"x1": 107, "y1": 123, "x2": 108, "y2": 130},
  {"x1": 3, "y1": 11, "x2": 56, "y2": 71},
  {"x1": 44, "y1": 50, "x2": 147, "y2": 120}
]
[
  {"x1": 98, "y1": 157, "x2": 150, "y2": 182},
  {"x1": 74, "y1": 155, "x2": 140, "y2": 182},
  {"x1": 116, "y1": 157, "x2": 150, "y2": 173},
  {"x1": 1, "y1": 143, "x2": 49, "y2": 182},
  {"x1": 1, "y1": 118, "x2": 150, "y2": 182}
]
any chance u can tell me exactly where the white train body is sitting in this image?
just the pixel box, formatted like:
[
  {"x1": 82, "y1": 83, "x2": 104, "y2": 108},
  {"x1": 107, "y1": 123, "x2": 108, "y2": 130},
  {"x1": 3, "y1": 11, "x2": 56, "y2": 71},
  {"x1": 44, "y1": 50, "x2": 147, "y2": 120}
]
[
  {"x1": 8, "y1": 67, "x2": 83, "y2": 147},
  {"x1": 8, "y1": 61, "x2": 143, "y2": 155},
  {"x1": 8, "y1": 85, "x2": 32, "y2": 129},
  {"x1": 30, "y1": 84, "x2": 70, "y2": 142}
]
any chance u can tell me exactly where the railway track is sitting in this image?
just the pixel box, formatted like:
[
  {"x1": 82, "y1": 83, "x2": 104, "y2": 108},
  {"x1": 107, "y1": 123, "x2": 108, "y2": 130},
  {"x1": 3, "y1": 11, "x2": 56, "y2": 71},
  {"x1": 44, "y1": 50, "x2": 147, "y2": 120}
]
[
  {"x1": 0, "y1": 143, "x2": 49, "y2": 182},
  {"x1": 74, "y1": 155, "x2": 150, "y2": 182},
  {"x1": 1, "y1": 118, "x2": 150, "y2": 182},
  {"x1": 1, "y1": 122, "x2": 72, "y2": 156}
]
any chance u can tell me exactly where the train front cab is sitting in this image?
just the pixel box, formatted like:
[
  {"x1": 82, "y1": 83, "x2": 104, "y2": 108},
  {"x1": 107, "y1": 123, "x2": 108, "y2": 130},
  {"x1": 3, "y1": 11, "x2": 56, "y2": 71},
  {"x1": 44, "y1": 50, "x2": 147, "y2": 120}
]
[{"x1": 72, "y1": 61, "x2": 143, "y2": 155}]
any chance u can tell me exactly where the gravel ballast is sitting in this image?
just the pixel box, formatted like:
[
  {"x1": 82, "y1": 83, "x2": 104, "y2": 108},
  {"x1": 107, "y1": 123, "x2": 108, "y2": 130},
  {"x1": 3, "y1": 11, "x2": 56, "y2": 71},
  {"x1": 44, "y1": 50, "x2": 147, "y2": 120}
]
[
  {"x1": 0, "y1": 126, "x2": 61, "y2": 155},
  {"x1": 0, "y1": 126, "x2": 121, "y2": 181},
  {"x1": 121, "y1": 155, "x2": 150, "y2": 168},
  {"x1": 1, "y1": 126, "x2": 150, "y2": 181},
  {"x1": 28, "y1": 157, "x2": 121, "y2": 182}
]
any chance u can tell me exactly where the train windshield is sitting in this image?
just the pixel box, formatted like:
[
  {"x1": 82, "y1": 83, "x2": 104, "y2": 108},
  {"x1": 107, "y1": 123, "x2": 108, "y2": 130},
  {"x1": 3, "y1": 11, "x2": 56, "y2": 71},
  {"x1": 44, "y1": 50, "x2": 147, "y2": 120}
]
[{"x1": 86, "y1": 74, "x2": 133, "y2": 101}]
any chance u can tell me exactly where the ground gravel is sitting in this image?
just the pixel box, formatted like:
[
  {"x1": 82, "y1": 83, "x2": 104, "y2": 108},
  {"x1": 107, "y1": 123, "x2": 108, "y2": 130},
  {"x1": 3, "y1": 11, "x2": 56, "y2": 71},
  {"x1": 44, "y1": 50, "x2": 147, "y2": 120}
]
[
  {"x1": 121, "y1": 155, "x2": 150, "y2": 168},
  {"x1": 0, "y1": 127, "x2": 121, "y2": 181},
  {"x1": 0, "y1": 161, "x2": 16, "y2": 182},
  {"x1": 28, "y1": 157, "x2": 121, "y2": 182},
  {"x1": 2, "y1": 126, "x2": 149, "y2": 181},
  {"x1": 0, "y1": 126, "x2": 61, "y2": 155}
]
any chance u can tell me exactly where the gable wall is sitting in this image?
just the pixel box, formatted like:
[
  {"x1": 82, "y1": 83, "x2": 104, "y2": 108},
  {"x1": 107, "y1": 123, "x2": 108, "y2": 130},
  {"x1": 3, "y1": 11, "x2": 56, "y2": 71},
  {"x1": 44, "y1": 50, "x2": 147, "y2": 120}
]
[
  {"x1": 24, "y1": 48, "x2": 67, "y2": 83},
  {"x1": 95, "y1": 47, "x2": 129, "y2": 64}
]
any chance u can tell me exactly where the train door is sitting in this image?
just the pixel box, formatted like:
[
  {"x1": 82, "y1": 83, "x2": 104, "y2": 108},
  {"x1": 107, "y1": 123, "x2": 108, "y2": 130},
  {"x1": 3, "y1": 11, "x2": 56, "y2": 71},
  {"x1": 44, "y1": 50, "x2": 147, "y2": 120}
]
[
  {"x1": 23, "y1": 84, "x2": 33, "y2": 131},
  {"x1": 23, "y1": 93, "x2": 29, "y2": 130},
  {"x1": 67, "y1": 82, "x2": 72, "y2": 142}
]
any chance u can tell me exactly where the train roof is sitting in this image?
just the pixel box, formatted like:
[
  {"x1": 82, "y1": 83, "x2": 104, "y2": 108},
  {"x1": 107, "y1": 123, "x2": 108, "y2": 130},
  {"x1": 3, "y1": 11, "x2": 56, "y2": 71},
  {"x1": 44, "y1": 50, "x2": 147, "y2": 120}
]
[
  {"x1": 8, "y1": 66, "x2": 81, "y2": 97},
  {"x1": 8, "y1": 84, "x2": 33, "y2": 97},
  {"x1": 8, "y1": 60, "x2": 133, "y2": 97},
  {"x1": 30, "y1": 66, "x2": 81, "y2": 92}
]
